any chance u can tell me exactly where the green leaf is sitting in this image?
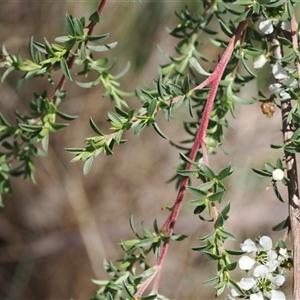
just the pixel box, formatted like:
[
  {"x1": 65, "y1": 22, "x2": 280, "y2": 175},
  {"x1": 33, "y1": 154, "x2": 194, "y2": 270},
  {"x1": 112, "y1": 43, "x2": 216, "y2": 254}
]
[
  {"x1": 65, "y1": 38, "x2": 77, "y2": 51},
  {"x1": 32, "y1": 40, "x2": 47, "y2": 54},
  {"x1": 89, "y1": 11, "x2": 100, "y2": 23},
  {"x1": 129, "y1": 215, "x2": 141, "y2": 239},
  {"x1": 18, "y1": 124, "x2": 43, "y2": 132},
  {"x1": 197, "y1": 180, "x2": 215, "y2": 192},
  {"x1": 1, "y1": 67, "x2": 15, "y2": 82},
  {"x1": 65, "y1": 14, "x2": 75, "y2": 36},
  {"x1": 270, "y1": 144, "x2": 283, "y2": 149},
  {"x1": 189, "y1": 57, "x2": 211, "y2": 76},
  {"x1": 152, "y1": 123, "x2": 169, "y2": 140},
  {"x1": 171, "y1": 234, "x2": 188, "y2": 241},
  {"x1": 203, "y1": 251, "x2": 220, "y2": 260},
  {"x1": 44, "y1": 38, "x2": 55, "y2": 56},
  {"x1": 225, "y1": 249, "x2": 246, "y2": 255},
  {"x1": 207, "y1": 190, "x2": 225, "y2": 202},
  {"x1": 232, "y1": 95, "x2": 256, "y2": 104},
  {"x1": 220, "y1": 202, "x2": 230, "y2": 217},
  {"x1": 214, "y1": 214, "x2": 224, "y2": 227},
  {"x1": 83, "y1": 155, "x2": 93, "y2": 176},
  {"x1": 216, "y1": 284, "x2": 225, "y2": 297},
  {"x1": 218, "y1": 228, "x2": 236, "y2": 240},
  {"x1": 122, "y1": 281, "x2": 134, "y2": 300},
  {"x1": 218, "y1": 18, "x2": 233, "y2": 37},
  {"x1": 217, "y1": 164, "x2": 235, "y2": 180},
  {"x1": 73, "y1": 18, "x2": 84, "y2": 36},
  {"x1": 252, "y1": 167, "x2": 271, "y2": 177},
  {"x1": 153, "y1": 219, "x2": 159, "y2": 234},
  {"x1": 89, "y1": 117, "x2": 104, "y2": 135},
  {"x1": 234, "y1": 7, "x2": 253, "y2": 23},
  {"x1": 157, "y1": 75, "x2": 167, "y2": 100},
  {"x1": 86, "y1": 33, "x2": 110, "y2": 43},
  {"x1": 179, "y1": 152, "x2": 197, "y2": 165},
  {"x1": 60, "y1": 58, "x2": 72, "y2": 81},
  {"x1": 140, "y1": 295, "x2": 158, "y2": 300},
  {"x1": 201, "y1": 165, "x2": 216, "y2": 179},
  {"x1": 135, "y1": 238, "x2": 155, "y2": 248},
  {"x1": 187, "y1": 186, "x2": 206, "y2": 198},
  {"x1": 0, "y1": 113, "x2": 12, "y2": 127},
  {"x1": 54, "y1": 36, "x2": 70, "y2": 43},
  {"x1": 192, "y1": 243, "x2": 210, "y2": 251},
  {"x1": 277, "y1": 36, "x2": 293, "y2": 46},
  {"x1": 87, "y1": 42, "x2": 118, "y2": 52},
  {"x1": 115, "y1": 61, "x2": 131, "y2": 79},
  {"x1": 49, "y1": 122, "x2": 68, "y2": 130},
  {"x1": 272, "y1": 217, "x2": 289, "y2": 231},
  {"x1": 41, "y1": 131, "x2": 49, "y2": 152},
  {"x1": 272, "y1": 181, "x2": 284, "y2": 202},
  {"x1": 108, "y1": 111, "x2": 123, "y2": 126},
  {"x1": 201, "y1": 276, "x2": 219, "y2": 287},
  {"x1": 265, "y1": 163, "x2": 275, "y2": 173},
  {"x1": 56, "y1": 110, "x2": 77, "y2": 121}
]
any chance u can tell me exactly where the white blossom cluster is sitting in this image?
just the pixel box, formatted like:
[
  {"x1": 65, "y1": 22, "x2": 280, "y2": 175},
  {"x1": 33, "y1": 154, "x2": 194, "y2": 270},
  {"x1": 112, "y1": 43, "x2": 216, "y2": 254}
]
[
  {"x1": 227, "y1": 236, "x2": 291, "y2": 300},
  {"x1": 253, "y1": 18, "x2": 299, "y2": 102}
]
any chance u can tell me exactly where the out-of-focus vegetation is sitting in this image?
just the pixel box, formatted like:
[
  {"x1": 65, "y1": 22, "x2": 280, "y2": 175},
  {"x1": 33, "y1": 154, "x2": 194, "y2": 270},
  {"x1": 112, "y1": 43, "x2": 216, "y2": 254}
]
[{"x1": 0, "y1": 1, "x2": 290, "y2": 299}]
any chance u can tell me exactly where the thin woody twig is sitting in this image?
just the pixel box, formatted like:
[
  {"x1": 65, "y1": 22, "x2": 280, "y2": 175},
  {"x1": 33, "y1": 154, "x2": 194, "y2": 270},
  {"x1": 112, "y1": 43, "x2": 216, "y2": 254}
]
[{"x1": 281, "y1": 16, "x2": 300, "y2": 299}]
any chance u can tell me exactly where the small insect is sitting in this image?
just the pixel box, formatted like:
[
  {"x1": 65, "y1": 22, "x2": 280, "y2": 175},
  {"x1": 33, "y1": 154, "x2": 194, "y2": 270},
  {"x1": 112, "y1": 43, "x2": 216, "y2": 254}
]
[{"x1": 260, "y1": 100, "x2": 275, "y2": 117}]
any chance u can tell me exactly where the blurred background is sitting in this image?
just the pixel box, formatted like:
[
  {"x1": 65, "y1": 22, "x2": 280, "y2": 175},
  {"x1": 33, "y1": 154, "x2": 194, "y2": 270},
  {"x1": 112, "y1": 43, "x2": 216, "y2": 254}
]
[{"x1": 0, "y1": 1, "x2": 293, "y2": 299}]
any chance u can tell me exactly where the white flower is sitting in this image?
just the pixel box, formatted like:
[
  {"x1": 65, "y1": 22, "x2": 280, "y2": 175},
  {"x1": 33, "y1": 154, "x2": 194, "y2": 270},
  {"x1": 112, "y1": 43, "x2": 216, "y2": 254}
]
[
  {"x1": 259, "y1": 19, "x2": 274, "y2": 34},
  {"x1": 272, "y1": 169, "x2": 284, "y2": 181},
  {"x1": 254, "y1": 55, "x2": 267, "y2": 69},
  {"x1": 272, "y1": 64, "x2": 289, "y2": 80},
  {"x1": 239, "y1": 236, "x2": 280, "y2": 271},
  {"x1": 237, "y1": 265, "x2": 286, "y2": 300},
  {"x1": 269, "y1": 77, "x2": 297, "y2": 100}
]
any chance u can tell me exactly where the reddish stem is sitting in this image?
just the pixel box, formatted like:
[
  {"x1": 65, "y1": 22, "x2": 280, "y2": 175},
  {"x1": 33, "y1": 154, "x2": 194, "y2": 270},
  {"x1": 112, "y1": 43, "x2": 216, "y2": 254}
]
[
  {"x1": 134, "y1": 19, "x2": 249, "y2": 298},
  {"x1": 50, "y1": 0, "x2": 107, "y2": 100}
]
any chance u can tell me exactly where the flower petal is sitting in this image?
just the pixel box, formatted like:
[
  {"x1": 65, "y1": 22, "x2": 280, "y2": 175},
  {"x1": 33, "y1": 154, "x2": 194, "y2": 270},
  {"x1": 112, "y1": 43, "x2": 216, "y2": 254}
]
[
  {"x1": 254, "y1": 55, "x2": 267, "y2": 69},
  {"x1": 271, "y1": 290, "x2": 286, "y2": 300},
  {"x1": 269, "y1": 83, "x2": 282, "y2": 94},
  {"x1": 259, "y1": 236, "x2": 272, "y2": 250},
  {"x1": 239, "y1": 256, "x2": 256, "y2": 270},
  {"x1": 272, "y1": 64, "x2": 289, "y2": 80},
  {"x1": 250, "y1": 292, "x2": 264, "y2": 300},
  {"x1": 273, "y1": 274, "x2": 285, "y2": 287},
  {"x1": 239, "y1": 277, "x2": 256, "y2": 290},
  {"x1": 253, "y1": 265, "x2": 269, "y2": 278},
  {"x1": 259, "y1": 19, "x2": 274, "y2": 34},
  {"x1": 241, "y1": 239, "x2": 257, "y2": 252}
]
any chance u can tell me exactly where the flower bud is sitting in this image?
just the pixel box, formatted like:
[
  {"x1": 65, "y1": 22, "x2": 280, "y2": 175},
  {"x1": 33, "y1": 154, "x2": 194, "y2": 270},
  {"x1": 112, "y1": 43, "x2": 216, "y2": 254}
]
[{"x1": 272, "y1": 169, "x2": 284, "y2": 181}]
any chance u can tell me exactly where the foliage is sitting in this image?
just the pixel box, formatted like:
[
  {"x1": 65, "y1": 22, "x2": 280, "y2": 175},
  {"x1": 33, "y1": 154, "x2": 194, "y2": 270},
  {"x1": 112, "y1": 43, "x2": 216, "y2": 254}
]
[{"x1": 1, "y1": 0, "x2": 300, "y2": 299}]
